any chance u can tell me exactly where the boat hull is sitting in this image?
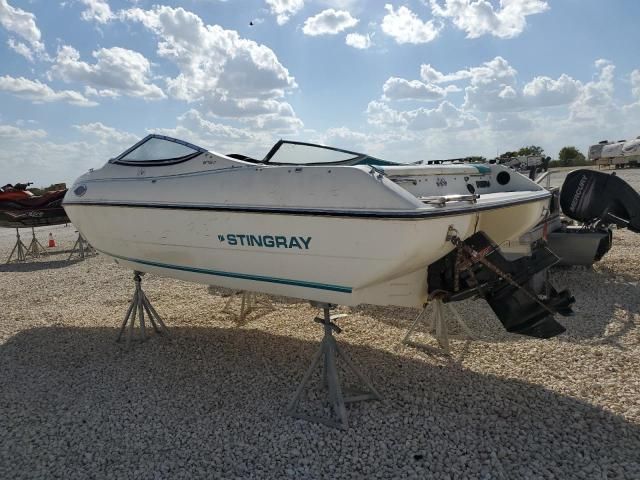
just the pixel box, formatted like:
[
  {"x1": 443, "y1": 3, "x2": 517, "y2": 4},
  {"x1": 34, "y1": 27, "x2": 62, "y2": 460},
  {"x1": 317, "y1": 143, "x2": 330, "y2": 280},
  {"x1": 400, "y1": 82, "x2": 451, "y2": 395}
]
[{"x1": 64, "y1": 198, "x2": 547, "y2": 307}]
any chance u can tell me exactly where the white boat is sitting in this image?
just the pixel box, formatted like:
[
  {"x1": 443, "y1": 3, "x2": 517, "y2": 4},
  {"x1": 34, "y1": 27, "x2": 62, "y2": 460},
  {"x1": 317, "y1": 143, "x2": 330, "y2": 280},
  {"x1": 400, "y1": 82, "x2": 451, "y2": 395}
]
[{"x1": 63, "y1": 135, "x2": 555, "y2": 313}]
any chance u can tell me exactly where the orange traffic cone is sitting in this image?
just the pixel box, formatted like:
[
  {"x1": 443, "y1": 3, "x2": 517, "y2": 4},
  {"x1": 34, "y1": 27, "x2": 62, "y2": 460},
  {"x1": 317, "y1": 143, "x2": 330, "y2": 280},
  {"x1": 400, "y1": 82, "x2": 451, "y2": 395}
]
[{"x1": 48, "y1": 232, "x2": 56, "y2": 248}]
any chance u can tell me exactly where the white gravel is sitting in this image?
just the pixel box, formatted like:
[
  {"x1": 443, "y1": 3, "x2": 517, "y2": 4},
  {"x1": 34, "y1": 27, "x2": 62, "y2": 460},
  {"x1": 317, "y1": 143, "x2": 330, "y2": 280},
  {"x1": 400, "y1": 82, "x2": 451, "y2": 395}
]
[{"x1": 0, "y1": 220, "x2": 639, "y2": 479}]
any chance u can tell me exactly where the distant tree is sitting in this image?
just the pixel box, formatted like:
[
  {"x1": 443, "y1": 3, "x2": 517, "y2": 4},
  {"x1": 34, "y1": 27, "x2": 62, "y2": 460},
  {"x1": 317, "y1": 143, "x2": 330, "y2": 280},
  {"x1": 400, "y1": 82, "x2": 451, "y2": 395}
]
[
  {"x1": 558, "y1": 146, "x2": 586, "y2": 167},
  {"x1": 497, "y1": 146, "x2": 544, "y2": 160},
  {"x1": 517, "y1": 145, "x2": 545, "y2": 156},
  {"x1": 498, "y1": 150, "x2": 518, "y2": 159}
]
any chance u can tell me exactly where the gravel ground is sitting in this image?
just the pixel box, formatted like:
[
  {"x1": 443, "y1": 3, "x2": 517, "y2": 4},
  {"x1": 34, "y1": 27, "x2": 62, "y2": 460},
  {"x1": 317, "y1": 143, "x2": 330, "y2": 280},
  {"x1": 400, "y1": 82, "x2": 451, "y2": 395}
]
[{"x1": 0, "y1": 221, "x2": 639, "y2": 479}]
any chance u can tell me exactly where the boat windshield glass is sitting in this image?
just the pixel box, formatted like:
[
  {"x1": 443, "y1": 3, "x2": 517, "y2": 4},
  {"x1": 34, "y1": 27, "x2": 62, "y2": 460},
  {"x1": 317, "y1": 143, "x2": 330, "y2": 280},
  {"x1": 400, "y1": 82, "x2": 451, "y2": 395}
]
[
  {"x1": 264, "y1": 141, "x2": 362, "y2": 165},
  {"x1": 112, "y1": 135, "x2": 205, "y2": 165}
]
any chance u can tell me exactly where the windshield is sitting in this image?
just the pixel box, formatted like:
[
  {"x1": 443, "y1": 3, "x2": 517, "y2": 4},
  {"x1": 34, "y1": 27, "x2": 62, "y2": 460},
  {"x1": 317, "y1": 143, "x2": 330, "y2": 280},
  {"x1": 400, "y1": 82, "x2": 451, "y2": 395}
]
[
  {"x1": 112, "y1": 135, "x2": 206, "y2": 165},
  {"x1": 265, "y1": 141, "x2": 360, "y2": 164},
  {"x1": 262, "y1": 140, "x2": 396, "y2": 166}
]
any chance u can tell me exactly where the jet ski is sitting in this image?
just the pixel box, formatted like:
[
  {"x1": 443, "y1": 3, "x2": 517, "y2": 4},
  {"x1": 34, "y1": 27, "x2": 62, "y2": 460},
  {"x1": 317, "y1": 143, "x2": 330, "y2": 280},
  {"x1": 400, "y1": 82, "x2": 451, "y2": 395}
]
[{"x1": 0, "y1": 182, "x2": 69, "y2": 228}]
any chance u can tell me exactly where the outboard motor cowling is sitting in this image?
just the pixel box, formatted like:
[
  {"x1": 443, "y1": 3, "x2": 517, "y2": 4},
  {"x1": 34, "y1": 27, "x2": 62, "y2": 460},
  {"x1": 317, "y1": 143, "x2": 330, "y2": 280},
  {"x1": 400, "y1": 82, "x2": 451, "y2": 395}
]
[{"x1": 560, "y1": 169, "x2": 640, "y2": 232}]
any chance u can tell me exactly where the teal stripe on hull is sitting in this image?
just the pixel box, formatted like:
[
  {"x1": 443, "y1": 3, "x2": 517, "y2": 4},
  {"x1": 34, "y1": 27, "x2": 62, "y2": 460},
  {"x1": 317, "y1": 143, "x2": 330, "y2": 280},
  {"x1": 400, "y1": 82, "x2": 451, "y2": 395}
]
[{"x1": 101, "y1": 250, "x2": 353, "y2": 294}]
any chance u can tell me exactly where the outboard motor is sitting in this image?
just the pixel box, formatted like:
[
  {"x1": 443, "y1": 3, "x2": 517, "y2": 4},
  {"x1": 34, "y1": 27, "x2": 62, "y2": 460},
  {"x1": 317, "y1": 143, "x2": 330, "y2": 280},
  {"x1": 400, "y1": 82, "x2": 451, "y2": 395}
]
[
  {"x1": 428, "y1": 232, "x2": 574, "y2": 339},
  {"x1": 561, "y1": 169, "x2": 640, "y2": 233}
]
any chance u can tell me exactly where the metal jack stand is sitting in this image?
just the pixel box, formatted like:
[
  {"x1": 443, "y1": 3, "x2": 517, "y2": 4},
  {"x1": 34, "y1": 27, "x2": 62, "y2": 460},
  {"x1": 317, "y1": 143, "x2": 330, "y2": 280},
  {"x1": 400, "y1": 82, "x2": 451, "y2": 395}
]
[
  {"x1": 6, "y1": 228, "x2": 29, "y2": 263},
  {"x1": 116, "y1": 271, "x2": 170, "y2": 348},
  {"x1": 403, "y1": 297, "x2": 475, "y2": 355},
  {"x1": 222, "y1": 291, "x2": 275, "y2": 324},
  {"x1": 287, "y1": 302, "x2": 382, "y2": 429},
  {"x1": 25, "y1": 227, "x2": 48, "y2": 259},
  {"x1": 68, "y1": 232, "x2": 96, "y2": 261}
]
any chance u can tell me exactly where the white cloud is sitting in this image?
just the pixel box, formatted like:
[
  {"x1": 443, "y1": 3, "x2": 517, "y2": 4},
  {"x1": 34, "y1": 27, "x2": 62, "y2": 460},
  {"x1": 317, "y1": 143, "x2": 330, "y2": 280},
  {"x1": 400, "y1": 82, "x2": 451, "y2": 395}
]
[
  {"x1": 318, "y1": 0, "x2": 359, "y2": 8},
  {"x1": 364, "y1": 55, "x2": 611, "y2": 158},
  {"x1": 7, "y1": 38, "x2": 33, "y2": 61},
  {"x1": 120, "y1": 6, "x2": 297, "y2": 100},
  {"x1": 0, "y1": 135, "x2": 133, "y2": 185},
  {"x1": 420, "y1": 63, "x2": 472, "y2": 83},
  {"x1": 569, "y1": 59, "x2": 615, "y2": 122},
  {"x1": 459, "y1": 56, "x2": 581, "y2": 112},
  {"x1": 84, "y1": 86, "x2": 119, "y2": 98},
  {"x1": 0, "y1": 114, "x2": 267, "y2": 185},
  {"x1": 630, "y1": 69, "x2": 640, "y2": 100},
  {"x1": 321, "y1": 126, "x2": 370, "y2": 145},
  {"x1": 171, "y1": 110, "x2": 254, "y2": 141},
  {"x1": 345, "y1": 32, "x2": 371, "y2": 49},
  {"x1": 153, "y1": 109, "x2": 272, "y2": 159},
  {"x1": 487, "y1": 112, "x2": 533, "y2": 131},
  {"x1": 121, "y1": 5, "x2": 301, "y2": 132},
  {"x1": 381, "y1": 4, "x2": 442, "y2": 45},
  {"x1": 405, "y1": 101, "x2": 479, "y2": 131},
  {"x1": 317, "y1": 127, "x2": 408, "y2": 159},
  {"x1": 0, "y1": 123, "x2": 139, "y2": 184},
  {"x1": 403, "y1": 106, "x2": 447, "y2": 130},
  {"x1": 73, "y1": 122, "x2": 139, "y2": 144},
  {"x1": 302, "y1": 8, "x2": 358, "y2": 36},
  {"x1": 383, "y1": 57, "x2": 561, "y2": 113},
  {"x1": 251, "y1": 113, "x2": 304, "y2": 133},
  {"x1": 79, "y1": 0, "x2": 114, "y2": 24},
  {"x1": 15, "y1": 119, "x2": 38, "y2": 127},
  {"x1": 522, "y1": 74, "x2": 582, "y2": 107},
  {"x1": 360, "y1": 56, "x2": 640, "y2": 164},
  {"x1": 308, "y1": 126, "x2": 415, "y2": 161},
  {"x1": 0, "y1": 75, "x2": 97, "y2": 106},
  {"x1": 201, "y1": 97, "x2": 298, "y2": 120},
  {"x1": 266, "y1": 0, "x2": 304, "y2": 25},
  {"x1": 429, "y1": 0, "x2": 549, "y2": 39},
  {"x1": 366, "y1": 100, "x2": 408, "y2": 127},
  {"x1": 367, "y1": 99, "x2": 477, "y2": 131},
  {"x1": 464, "y1": 56, "x2": 518, "y2": 86},
  {"x1": 382, "y1": 77, "x2": 459, "y2": 101},
  {"x1": 376, "y1": 57, "x2": 592, "y2": 116},
  {"x1": 0, "y1": 114, "x2": 263, "y2": 185},
  {"x1": 0, "y1": 124, "x2": 47, "y2": 139},
  {"x1": 48, "y1": 45, "x2": 165, "y2": 100},
  {"x1": 0, "y1": 0, "x2": 45, "y2": 57}
]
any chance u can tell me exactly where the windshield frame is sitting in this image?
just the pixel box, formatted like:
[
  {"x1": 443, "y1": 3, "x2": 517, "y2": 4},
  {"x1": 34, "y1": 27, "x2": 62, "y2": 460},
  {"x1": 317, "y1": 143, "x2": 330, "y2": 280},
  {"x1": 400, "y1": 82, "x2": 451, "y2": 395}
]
[
  {"x1": 110, "y1": 134, "x2": 207, "y2": 166},
  {"x1": 262, "y1": 140, "x2": 371, "y2": 165}
]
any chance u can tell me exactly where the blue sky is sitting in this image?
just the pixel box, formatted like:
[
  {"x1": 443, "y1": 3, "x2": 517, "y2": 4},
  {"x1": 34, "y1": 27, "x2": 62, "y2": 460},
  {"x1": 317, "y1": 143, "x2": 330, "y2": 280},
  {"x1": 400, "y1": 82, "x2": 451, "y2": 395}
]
[{"x1": 1, "y1": 0, "x2": 639, "y2": 184}]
